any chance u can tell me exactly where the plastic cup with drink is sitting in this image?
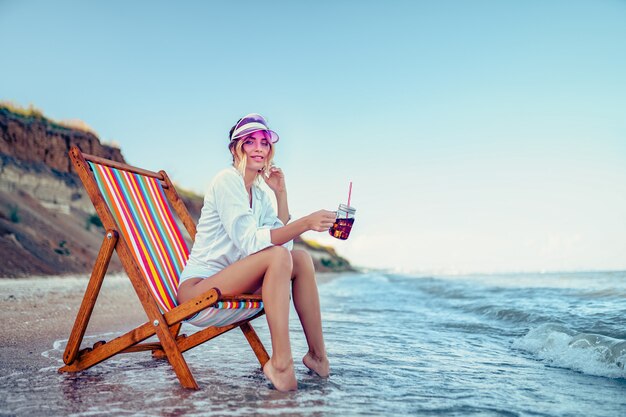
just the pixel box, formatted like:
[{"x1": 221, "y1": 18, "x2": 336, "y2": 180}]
[{"x1": 329, "y1": 182, "x2": 356, "y2": 240}]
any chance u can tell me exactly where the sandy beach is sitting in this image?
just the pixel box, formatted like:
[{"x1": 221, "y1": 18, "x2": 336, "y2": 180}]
[{"x1": 0, "y1": 272, "x2": 339, "y2": 378}]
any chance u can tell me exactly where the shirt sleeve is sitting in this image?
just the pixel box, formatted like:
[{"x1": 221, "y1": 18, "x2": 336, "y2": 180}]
[
  {"x1": 211, "y1": 171, "x2": 274, "y2": 257},
  {"x1": 260, "y1": 188, "x2": 294, "y2": 251}
]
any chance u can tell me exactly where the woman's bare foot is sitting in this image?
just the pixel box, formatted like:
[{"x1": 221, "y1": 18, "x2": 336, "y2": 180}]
[
  {"x1": 303, "y1": 351, "x2": 330, "y2": 378},
  {"x1": 263, "y1": 358, "x2": 297, "y2": 391}
]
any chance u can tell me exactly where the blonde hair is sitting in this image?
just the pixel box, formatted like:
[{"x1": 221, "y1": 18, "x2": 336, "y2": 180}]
[{"x1": 229, "y1": 137, "x2": 276, "y2": 183}]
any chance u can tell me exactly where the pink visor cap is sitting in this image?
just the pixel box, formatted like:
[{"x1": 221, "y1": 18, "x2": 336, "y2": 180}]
[{"x1": 230, "y1": 113, "x2": 279, "y2": 143}]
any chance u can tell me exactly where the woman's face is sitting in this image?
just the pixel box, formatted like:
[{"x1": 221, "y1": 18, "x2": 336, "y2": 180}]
[{"x1": 241, "y1": 130, "x2": 271, "y2": 172}]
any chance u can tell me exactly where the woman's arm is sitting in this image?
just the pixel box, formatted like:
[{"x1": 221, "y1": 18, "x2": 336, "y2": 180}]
[
  {"x1": 261, "y1": 166, "x2": 336, "y2": 246},
  {"x1": 270, "y1": 210, "x2": 337, "y2": 246},
  {"x1": 274, "y1": 189, "x2": 290, "y2": 225},
  {"x1": 213, "y1": 169, "x2": 335, "y2": 255},
  {"x1": 263, "y1": 167, "x2": 289, "y2": 224}
]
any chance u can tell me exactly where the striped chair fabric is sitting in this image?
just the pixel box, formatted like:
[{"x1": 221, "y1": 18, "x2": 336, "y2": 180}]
[{"x1": 88, "y1": 162, "x2": 263, "y2": 327}]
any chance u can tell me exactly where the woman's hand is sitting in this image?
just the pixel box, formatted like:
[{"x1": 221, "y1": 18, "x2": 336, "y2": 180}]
[
  {"x1": 262, "y1": 166, "x2": 287, "y2": 194},
  {"x1": 306, "y1": 210, "x2": 337, "y2": 232}
]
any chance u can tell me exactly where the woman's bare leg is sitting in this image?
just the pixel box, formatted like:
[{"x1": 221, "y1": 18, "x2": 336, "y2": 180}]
[
  {"x1": 290, "y1": 250, "x2": 330, "y2": 377},
  {"x1": 177, "y1": 246, "x2": 297, "y2": 391}
]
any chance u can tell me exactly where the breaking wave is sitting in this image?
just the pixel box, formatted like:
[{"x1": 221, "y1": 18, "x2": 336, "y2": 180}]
[{"x1": 513, "y1": 323, "x2": 626, "y2": 379}]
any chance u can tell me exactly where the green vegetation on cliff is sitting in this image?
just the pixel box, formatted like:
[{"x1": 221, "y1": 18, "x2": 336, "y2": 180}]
[{"x1": 0, "y1": 101, "x2": 95, "y2": 134}]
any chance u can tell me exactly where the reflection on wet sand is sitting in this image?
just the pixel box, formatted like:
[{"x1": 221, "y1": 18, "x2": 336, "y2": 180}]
[{"x1": 43, "y1": 331, "x2": 333, "y2": 416}]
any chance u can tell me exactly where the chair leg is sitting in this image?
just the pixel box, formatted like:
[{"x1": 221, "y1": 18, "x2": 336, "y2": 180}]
[
  {"x1": 169, "y1": 322, "x2": 182, "y2": 338},
  {"x1": 63, "y1": 230, "x2": 118, "y2": 365},
  {"x1": 112, "y1": 236, "x2": 200, "y2": 389},
  {"x1": 153, "y1": 316, "x2": 199, "y2": 389},
  {"x1": 240, "y1": 322, "x2": 270, "y2": 367},
  {"x1": 151, "y1": 322, "x2": 183, "y2": 358}
]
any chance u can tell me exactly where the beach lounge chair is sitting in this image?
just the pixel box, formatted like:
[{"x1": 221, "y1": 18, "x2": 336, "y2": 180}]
[{"x1": 59, "y1": 146, "x2": 269, "y2": 389}]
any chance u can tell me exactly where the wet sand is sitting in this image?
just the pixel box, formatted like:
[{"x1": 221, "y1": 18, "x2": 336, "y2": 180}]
[{"x1": 0, "y1": 272, "x2": 339, "y2": 377}]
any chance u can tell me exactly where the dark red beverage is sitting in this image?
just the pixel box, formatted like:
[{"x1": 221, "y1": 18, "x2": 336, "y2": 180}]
[{"x1": 329, "y1": 218, "x2": 354, "y2": 240}]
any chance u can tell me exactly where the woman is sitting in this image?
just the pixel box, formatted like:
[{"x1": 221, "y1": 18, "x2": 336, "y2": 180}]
[{"x1": 177, "y1": 113, "x2": 335, "y2": 391}]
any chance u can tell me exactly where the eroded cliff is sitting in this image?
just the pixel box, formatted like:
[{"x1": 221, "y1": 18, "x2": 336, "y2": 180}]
[{"x1": 0, "y1": 104, "x2": 354, "y2": 277}]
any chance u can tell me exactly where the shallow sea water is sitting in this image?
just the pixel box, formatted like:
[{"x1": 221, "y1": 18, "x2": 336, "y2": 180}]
[{"x1": 2, "y1": 271, "x2": 626, "y2": 416}]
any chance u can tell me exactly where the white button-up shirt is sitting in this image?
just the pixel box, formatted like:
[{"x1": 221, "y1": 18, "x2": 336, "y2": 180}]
[{"x1": 185, "y1": 166, "x2": 293, "y2": 273}]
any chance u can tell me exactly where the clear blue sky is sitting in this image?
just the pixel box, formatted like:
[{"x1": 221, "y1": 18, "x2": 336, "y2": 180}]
[{"x1": 1, "y1": 0, "x2": 625, "y2": 273}]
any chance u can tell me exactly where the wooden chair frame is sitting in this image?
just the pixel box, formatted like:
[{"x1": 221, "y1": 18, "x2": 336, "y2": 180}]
[{"x1": 58, "y1": 146, "x2": 269, "y2": 389}]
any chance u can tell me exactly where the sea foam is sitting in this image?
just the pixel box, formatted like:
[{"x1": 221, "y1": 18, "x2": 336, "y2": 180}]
[{"x1": 513, "y1": 323, "x2": 626, "y2": 379}]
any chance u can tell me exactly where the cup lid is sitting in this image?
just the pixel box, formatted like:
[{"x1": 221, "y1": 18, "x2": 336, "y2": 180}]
[{"x1": 339, "y1": 203, "x2": 356, "y2": 212}]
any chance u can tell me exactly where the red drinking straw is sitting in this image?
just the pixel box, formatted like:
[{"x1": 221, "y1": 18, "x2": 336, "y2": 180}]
[{"x1": 347, "y1": 181, "x2": 352, "y2": 207}]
